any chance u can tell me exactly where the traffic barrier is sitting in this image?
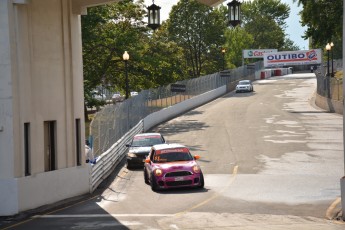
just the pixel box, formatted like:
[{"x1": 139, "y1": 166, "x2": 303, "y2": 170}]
[{"x1": 275, "y1": 69, "x2": 282, "y2": 76}]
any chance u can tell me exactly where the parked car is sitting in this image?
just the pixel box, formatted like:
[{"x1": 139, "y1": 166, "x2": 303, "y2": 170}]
[
  {"x1": 112, "y1": 93, "x2": 124, "y2": 103},
  {"x1": 144, "y1": 143, "x2": 204, "y2": 191},
  {"x1": 235, "y1": 80, "x2": 253, "y2": 93},
  {"x1": 92, "y1": 92, "x2": 106, "y2": 101},
  {"x1": 126, "y1": 133, "x2": 166, "y2": 169},
  {"x1": 130, "y1": 91, "x2": 138, "y2": 97}
]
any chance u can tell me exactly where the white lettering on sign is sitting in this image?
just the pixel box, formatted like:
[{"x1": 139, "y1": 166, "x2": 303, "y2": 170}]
[{"x1": 263, "y1": 49, "x2": 322, "y2": 67}]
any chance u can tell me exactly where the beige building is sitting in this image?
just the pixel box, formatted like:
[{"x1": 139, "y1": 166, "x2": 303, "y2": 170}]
[{"x1": 0, "y1": 0, "x2": 223, "y2": 216}]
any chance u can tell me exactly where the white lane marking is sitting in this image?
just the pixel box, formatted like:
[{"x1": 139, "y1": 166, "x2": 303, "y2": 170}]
[{"x1": 33, "y1": 214, "x2": 174, "y2": 218}]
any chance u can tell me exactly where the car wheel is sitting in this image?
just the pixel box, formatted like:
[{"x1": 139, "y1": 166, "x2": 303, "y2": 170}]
[
  {"x1": 144, "y1": 170, "x2": 149, "y2": 185},
  {"x1": 126, "y1": 161, "x2": 132, "y2": 170},
  {"x1": 150, "y1": 173, "x2": 158, "y2": 191},
  {"x1": 198, "y1": 173, "x2": 204, "y2": 189}
]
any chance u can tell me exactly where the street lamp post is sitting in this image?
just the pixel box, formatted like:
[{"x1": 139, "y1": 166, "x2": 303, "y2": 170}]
[
  {"x1": 326, "y1": 43, "x2": 331, "y2": 98},
  {"x1": 123, "y1": 51, "x2": 129, "y2": 99},
  {"x1": 326, "y1": 43, "x2": 331, "y2": 77},
  {"x1": 221, "y1": 48, "x2": 226, "y2": 70},
  {"x1": 330, "y1": 42, "x2": 334, "y2": 77}
]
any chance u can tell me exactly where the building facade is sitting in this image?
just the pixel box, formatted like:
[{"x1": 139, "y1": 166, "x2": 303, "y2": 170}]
[
  {"x1": 0, "y1": 0, "x2": 97, "y2": 216},
  {"x1": 1, "y1": 0, "x2": 303, "y2": 217}
]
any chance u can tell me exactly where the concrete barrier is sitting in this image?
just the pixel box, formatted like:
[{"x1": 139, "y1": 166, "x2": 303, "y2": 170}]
[
  {"x1": 143, "y1": 86, "x2": 227, "y2": 131},
  {"x1": 315, "y1": 93, "x2": 343, "y2": 115}
]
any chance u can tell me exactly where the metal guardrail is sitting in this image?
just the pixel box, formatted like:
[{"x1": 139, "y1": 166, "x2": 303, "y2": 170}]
[
  {"x1": 90, "y1": 121, "x2": 143, "y2": 192},
  {"x1": 90, "y1": 62, "x2": 264, "y2": 157},
  {"x1": 315, "y1": 59, "x2": 343, "y2": 101},
  {"x1": 89, "y1": 61, "x2": 264, "y2": 192}
]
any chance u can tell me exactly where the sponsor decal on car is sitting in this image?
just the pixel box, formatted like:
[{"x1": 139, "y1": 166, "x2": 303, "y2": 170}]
[{"x1": 157, "y1": 148, "x2": 189, "y2": 154}]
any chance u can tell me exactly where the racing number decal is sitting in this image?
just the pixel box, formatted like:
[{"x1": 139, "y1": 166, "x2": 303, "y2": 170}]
[{"x1": 154, "y1": 156, "x2": 160, "y2": 161}]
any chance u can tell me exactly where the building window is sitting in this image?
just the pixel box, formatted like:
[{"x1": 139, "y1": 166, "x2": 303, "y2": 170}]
[
  {"x1": 24, "y1": 122, "x2": 31, "y2": 176},
  {"x1": 44, "y1": 121, "x2": 56, "y2": 171},
  {"x1": 75, "y1": 119, "x2": 81, "y2": 166}
]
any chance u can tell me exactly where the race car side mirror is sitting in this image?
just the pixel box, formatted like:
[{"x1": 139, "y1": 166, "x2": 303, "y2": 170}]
[
  {"x1": 144, "y1": 158, "x2": 150, "y2": 163},
  {"x1": 194, "y1": 155, "x2": 200, "y2": 160}
]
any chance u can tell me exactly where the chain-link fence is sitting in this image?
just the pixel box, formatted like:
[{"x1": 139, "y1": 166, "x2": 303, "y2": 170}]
[
  {"x1": 89, "y1": 61, "x2": 264, "y2": 156},
  {"x1": 315, "y1": 59, "x2": 343, "y2": 101}
]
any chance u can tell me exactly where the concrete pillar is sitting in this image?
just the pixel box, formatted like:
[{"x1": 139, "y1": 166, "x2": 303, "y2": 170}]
[
  {"x1": 0, "y1": 0, "x2": 18, "y2": 216},
  {"x1": 342, "y1": 0, "x2": 345, "y2": 221}
]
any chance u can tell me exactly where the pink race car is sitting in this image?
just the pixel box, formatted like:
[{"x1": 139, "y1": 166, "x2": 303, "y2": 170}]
[{"x1": 144, "y1": 143, "x2": 204, "y2": 191}]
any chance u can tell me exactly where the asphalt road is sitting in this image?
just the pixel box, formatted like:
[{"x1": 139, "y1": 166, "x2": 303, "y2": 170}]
[{"x1": 2, "y1": 73, "x2": 344, "y2": 230}]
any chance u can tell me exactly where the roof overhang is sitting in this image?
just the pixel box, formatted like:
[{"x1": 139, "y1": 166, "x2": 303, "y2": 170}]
[
  {"x1": 72, "y1": 0, "x2": 224, "y2": 15},
  {"x1": 72, "y1": 0, "x2": 121, "y2": 15},
  {"x1": 196, "y1": 0, "x2": 225, "y2": 7}
]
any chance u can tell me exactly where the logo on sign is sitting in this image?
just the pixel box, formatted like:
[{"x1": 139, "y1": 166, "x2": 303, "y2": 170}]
[
  {"x1": 248, "y1": 51, "x2": 253, "y2": 57},
  {"x1": 307, "y1": 50, "x2": 317, "y2": 60}
]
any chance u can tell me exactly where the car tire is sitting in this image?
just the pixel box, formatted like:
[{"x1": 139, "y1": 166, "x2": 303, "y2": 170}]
[
  {"x1": 126, "y1": 161, "x2": 132, "y2": 170},
  {"x1": 144, "y1": 170, "x2": 149, "y2": 185},
  {"x1": 151, "y1": 173, "x2": 158, "y2": 191},
  {"x1": 198, "y1": 173, "x2": 204, "y2": 189}
]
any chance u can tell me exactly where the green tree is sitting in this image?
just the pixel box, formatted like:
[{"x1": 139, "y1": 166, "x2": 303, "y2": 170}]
[
  {"x1": 137, "y1": 22, "x2": 189, "y2": 88},
  {"x1": 241, "y1": 0, "x2": 298, "y2": 50},
  {"x1": 167, "y1": 0, "x2": 227, "y2": 77},
  {"x1": 294, "y1": 0, "x2": 343, "y2": 58},
  {"x1": 242, "y1": 0, "x2": 290, "y2": 29},
  {"x1": 81, "y1": 0, "x2": 148, "y2": 111},
  {"x1": 224, "y1": 27, "x2": 254, "y2": 67}
]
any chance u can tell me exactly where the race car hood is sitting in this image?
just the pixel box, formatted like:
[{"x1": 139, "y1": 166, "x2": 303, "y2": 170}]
[
  {"x1": 129, "y1": 146, "x2": 151, "y2": 154},
  {"x1": 154, "y1": 161, "x2": 197, "y2": 170}
]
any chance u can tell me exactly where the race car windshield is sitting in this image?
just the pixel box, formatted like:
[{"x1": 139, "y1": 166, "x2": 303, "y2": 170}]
[
  {"x1": 239, "y1": 81, "x2": 250, "y2": 85},
  {"x1": 153, "y1": 152, "x2": 193, "y2": 163},
  {"x1": 132, "y1": 137, "x2": 163, "y2": 147}
]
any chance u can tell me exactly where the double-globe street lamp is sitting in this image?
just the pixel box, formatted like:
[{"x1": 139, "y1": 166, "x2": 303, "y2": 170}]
[
  {"x1": 326, "y1": 43, "x2": 331, "y2": 77},
  {"x1": 330, "y1": 42, "x2": 334, "y2": 77},
  {"x1": 123, "y1": 51, "x2": 129, "y2": 99},
  {"x1": 326, "y1": 42, "x2": 335, "y2": 77},
  {"x1": 325, "y1": 43, "x2": 331, "y2": 98},
  {"x1": 221, "y1": 48, "x2": 226, "y2": 70}
]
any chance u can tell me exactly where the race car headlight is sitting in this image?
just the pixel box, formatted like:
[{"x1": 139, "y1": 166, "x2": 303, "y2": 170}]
[
  {"x1": 192, "y1": 165, "x2": 201, "y2": 173},
  {"x1": 154, "y1": 169, "x2": 163, "y2": 176},
  {"x1": 127, "y1": 152, "x2": 136, "y2": 158}
]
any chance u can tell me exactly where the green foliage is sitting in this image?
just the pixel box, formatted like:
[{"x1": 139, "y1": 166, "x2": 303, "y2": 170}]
[
  {"x1": 82, "y1": 0, "x2": 148, "y2": 103},
  {"x1": 167, "y1": 0, "x2": 227, "y2": 77},
  {"x1": 242, "y1": 0, "x2": 290, "y2": 29},
  {"x1": 81, "y1": 0, "x2": 312, "y2": 106},
  {"x1": 224, "y1": 27, "x2": 254, "y2": 67},
  {"x1": 294, "y1": 0, "x2": 343, "y2": 58},
  {"x1": 241, "y1": 0, "x2": 297, "y2": 51}
]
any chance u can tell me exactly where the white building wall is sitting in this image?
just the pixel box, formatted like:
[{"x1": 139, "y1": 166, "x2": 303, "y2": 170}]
[
  {"x1": 0, "y1": 0, "x2": 89, "y2": 216},
  {"x1": 0, "y1": 0, "x2": 225, "y2": 217}
]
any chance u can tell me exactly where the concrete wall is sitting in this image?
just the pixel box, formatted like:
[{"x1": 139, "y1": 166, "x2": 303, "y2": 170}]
[
  {"x1": 0, "y1": 0, "x2": 89, "y2": 216},
  {"x1": 341, "y1": 0, "x2": 345, "y2": 221},
  {"x1": 143, "y1": 86, "x2": 227, "y2": 132},
  {"x1": 315, "y1": 94, "x2": 343, "y2": 115}
]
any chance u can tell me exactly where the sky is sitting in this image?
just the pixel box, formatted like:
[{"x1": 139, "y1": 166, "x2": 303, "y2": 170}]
[{"x1": 145, "y1": 0, "x2": 309, "y2": 50}]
